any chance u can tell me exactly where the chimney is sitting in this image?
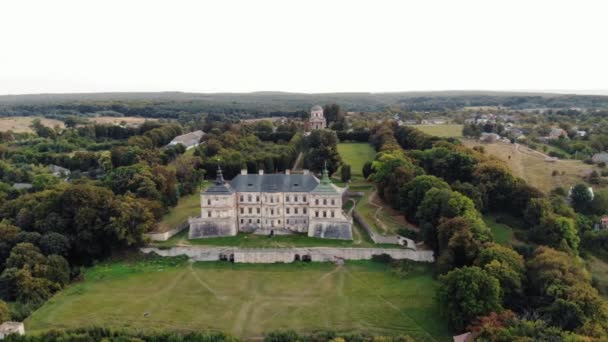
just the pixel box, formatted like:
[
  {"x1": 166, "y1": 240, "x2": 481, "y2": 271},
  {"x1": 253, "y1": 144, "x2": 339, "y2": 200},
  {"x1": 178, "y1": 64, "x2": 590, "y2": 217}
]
[
  {"x1": 285, "y1": 169, "x2": 290, "y2": 175},
  {"x1": 302, "y1": 169, "x2": 309, "y2": 175},
  {"x1": 241, "y1": 169, "x2": 247, "y2": 175},
  {"x1": 258, "y1": 169, "x2": 264, "y2": 175}
]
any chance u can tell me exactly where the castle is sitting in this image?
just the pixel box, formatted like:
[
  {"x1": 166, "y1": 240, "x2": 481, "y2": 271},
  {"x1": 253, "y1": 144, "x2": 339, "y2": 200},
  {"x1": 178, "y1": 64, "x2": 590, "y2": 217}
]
[{"x1": 188, "y1": 166, "x2": 353, "y2": 240}]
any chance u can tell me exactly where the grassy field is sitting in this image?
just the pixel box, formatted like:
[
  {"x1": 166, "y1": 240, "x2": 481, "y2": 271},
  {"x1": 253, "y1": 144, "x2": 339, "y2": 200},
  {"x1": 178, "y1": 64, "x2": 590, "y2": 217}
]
[
  {"x1": 156, "y1": 192, "x2": 202, "y2": 232},
  {"x1": 26, "y1": 258, "x2": 449, "y2": 341},
  {"x1": 0, "y1": 116, "x2": 64, "y2": 133},
  {"x1": 407, "y1": 125, "x2": 463, "y2": 138},
  {"x1": 337, "y1": 143, "x2": 376, "y2": 178},
  {"x1": 587, "y1": 255, "x2": 608, "y2": 299},
  {"x1": 463, "y1": 139, "x2": 601, "y2": 193},
  {"x1": 483, "y1": 214, "x2": 514, "y2": 246},
  {"x1": 87, "y1": 116, "x2": 157, "y2": 126}
]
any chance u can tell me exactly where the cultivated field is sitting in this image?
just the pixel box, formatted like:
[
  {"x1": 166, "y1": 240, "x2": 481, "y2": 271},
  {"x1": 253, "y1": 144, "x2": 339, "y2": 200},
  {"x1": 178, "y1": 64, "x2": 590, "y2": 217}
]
[
  {"x1": 87, "y1": 116, "x2": 157, "y2": 126},
  {"x1": 463, "y1": 139, "x2": 601, "y2": 193},
  {"x1": 407, "y1": 124, "x2": 463, "y2": 138},
  {"x1": 337, "y1": 143, "x2": 377, "y2": 178},
  {"x1": 0, "y1": 116, "x2": 64, "y2": 133},
  {"x1": 26, "y1": 258, "x2": 449, "y2": 341}
]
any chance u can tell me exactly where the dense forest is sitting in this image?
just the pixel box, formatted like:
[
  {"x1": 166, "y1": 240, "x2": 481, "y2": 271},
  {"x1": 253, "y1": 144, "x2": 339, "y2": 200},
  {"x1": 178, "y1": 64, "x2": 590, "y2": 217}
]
[{"x1": 3, "y1": 91, "x2": 608, "y2": 119}]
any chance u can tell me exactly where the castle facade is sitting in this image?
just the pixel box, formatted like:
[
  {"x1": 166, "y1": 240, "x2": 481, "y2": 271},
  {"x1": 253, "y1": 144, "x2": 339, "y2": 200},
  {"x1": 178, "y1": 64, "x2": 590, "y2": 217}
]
[{"x1": 188, "y1": 167, "x2": 353, "y2": 240}]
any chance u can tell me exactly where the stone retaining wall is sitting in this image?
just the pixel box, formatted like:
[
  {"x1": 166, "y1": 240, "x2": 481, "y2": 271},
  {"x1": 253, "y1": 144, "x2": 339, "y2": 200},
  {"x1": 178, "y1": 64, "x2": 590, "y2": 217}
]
[
  {"x1": 144, "y1": 222, "x2": 189, "y2": 241},
  {"x1": 141, "y1": 246, "x2": 435, "y2": 263}
]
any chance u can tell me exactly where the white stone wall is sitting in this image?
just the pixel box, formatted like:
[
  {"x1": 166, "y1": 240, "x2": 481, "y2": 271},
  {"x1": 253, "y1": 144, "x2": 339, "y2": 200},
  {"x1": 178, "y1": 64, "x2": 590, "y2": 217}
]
[{"x1": 141, "y1": 246, "x2": 435, "y2": 263}]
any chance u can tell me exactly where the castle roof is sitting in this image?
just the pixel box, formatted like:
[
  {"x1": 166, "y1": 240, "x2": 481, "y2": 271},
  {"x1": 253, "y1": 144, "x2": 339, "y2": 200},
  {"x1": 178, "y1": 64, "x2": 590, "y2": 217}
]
[
  {"x1": 311, "y1": 105, "x2": 323, "y2": 111},
  {"x1": 230, "y1": 174, "x2": 319, "y2": 193},
  {"x1": 204, "y1": 166, "x2": 234, "y2": 194},
  {"x1": 311, "y1": 164, "x2": 338, "y2": 194}
]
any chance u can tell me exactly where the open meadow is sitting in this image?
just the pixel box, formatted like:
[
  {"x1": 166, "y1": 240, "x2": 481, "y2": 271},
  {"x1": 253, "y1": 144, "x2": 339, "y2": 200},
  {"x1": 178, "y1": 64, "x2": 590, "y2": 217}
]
[
  {"x1": 0, "y1": 116, "x2": 64, "y2": 133},
  {"x1": 462, "y1": 139, "x2": 601, "y2": 193},
  {"x1": 337, "y1": 142, "x2": 376, "y2": 178},
  {"x1": 87, "y1": 116, "x2": 157, "y2": 126},
  {"x1": 407, "y1": 124, "x2": 463, "y2": 138},
  {"x1": 26, "y1": 258, "x2": 449, "y2": 341}
]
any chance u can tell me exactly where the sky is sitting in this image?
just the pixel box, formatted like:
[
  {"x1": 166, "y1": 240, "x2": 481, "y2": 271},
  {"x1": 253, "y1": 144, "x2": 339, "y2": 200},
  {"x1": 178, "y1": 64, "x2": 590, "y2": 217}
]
[{"x1": 1, "y1": 0, "x2": 607, "y2": 95}]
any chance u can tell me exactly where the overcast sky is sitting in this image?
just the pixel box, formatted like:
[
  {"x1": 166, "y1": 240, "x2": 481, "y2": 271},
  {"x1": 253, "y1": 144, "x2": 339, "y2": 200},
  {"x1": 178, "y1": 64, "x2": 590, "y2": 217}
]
[{"x1": 1, "y1": 0, "x2": 607, "y2": 95}]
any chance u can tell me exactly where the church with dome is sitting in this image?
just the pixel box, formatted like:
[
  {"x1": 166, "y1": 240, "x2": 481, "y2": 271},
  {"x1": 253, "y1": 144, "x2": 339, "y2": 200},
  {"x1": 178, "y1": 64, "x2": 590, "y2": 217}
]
[
  {"x1": 309, "y1": 105, "x2": 326, "y2": 130},
  {"x1": 188, "y1": 165, "x2": 353, "y2": 240}
]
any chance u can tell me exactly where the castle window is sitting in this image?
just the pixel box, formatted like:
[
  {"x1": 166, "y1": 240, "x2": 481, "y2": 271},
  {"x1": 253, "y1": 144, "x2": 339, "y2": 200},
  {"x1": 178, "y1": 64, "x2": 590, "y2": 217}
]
[
  {"x1": 207, "y1": 211, "x2": 211, "y2": 217},
  {"x1": 256, "y1": 196, "x2": 260, "y2": 202},
  {"x1": 323, "y1": 199, "x2": 327, "y2": 205},
  {"x1": 271, "y1": 209, "x2": 274, "y2": 215},
  {"x1": 303, "y1": 196, "x2": 307, "y2": 202},
  {"x1": 271, "y1": 197, "x2": 274, "y2": 203},
  {"x1": 295, "y1": 208, "x2": 299, "y2": 214},
  {"x1": 248, "y1": 195, "x2": 252, "y2": 202},
  {"x1": 248, "y1": 207, "x2": 252, "y2": 214},
  {"x1": 207, "y1": 199, "x2": 211, "y2": 205},
  {"x1": 286, "y1": 208, "x2": 290, "y2": 214},
  {"x1": 286, "y1": 195, "x2": 290, "y2": 202},
  {"x1": 257, "y1": 208, "x2": 260, "y2": 214},
  {"x1": 331, "y1": 199, "x2": 335, "y2": 205},
  {"x1": 331, "y1": 211, "x2": 335, "y2": 217},
  {"x1": 249, "y1": 219, "x2": 252, "y2": 223},
  {"x1": 240, "y1": 219, "x2": 244, "y2": 223},
  {"x1": 303, "y1": 208, "x2": 307, "y2": 214},
  {"x1": 323, "y1": 211, "x2": 327, "y2": 217},
  {"x1": 315, "y1": 211, "x2": 319, "y2": 217},
  {"x1": 315, "y1": 199, "x2": 319, "y2": 205},
  {"x1": 278, "y1": 220, "x2": 281, "y2": 224},
  {"x1": 257, "y1": 219, "x2": 260, "y2": 223},
  {"x1": 294, "y1": 196, "x2": 298, "y2": 202},
  {"x1": 240, "y1": 208, "x2": 244, "y2": 214}
]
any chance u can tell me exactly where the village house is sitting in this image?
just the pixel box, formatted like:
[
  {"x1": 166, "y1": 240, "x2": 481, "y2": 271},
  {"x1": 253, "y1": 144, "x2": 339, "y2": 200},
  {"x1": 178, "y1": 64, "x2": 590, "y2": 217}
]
[
  {"x1": 592, "y1": 152, "x2": 608, "y2": 164},
  {"x1": 0, "y1": 322, "x2": 24, "y2": 340},
  {"x1": 167, "y1": 130, "x2": 205, "y2": 150}
]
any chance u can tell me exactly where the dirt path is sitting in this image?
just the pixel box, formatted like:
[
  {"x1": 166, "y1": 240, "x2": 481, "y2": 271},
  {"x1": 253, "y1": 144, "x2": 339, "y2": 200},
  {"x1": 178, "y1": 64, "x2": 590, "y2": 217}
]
[
  {"x1": 292, "y1": 152, "x2": 304, "y2": 171},
  {"x1": 188, "y1": 262, "x2": 226, "y2": 300}
]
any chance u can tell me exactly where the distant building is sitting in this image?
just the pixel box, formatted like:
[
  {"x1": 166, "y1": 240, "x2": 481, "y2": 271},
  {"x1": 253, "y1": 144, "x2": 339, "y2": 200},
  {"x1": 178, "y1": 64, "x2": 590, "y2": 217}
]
[
  {"x1": 0, "y1": 322, "x2": 25, "y2": 339},
  {"x1": 309, "y1": 105, "x2": 326, "y2": 130},
  {"x1": 592, "y1": 153, "x2": 608, "y2": 164},
  {"x1": 167, "y1": 130, "x2": 205, "y2": 150},
  {"x1": 576, "y1": 130, "x2": 587, "y2": 137},
  {"x1": 12, "y1": 183, "x2": 32, "y2": 190},
  {"x1": 480, "y1": 132, "x2": 500, "y2": 143},
  {"x1": 548, "y1": 127, "x2": 568, "y2": 140},
  {"x1": 600, "y1": 216, "x2": 608, "y2": 230},
  {"x1": 48, "y1": 164, "x2": 70, "y2": 178}
]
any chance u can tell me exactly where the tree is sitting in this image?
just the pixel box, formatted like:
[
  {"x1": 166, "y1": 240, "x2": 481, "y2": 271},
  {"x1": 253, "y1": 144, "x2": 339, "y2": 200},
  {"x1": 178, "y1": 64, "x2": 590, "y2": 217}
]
[
  {"x1": 362, "y1": 161, "x2": 373, "y2": 179},
  {"x1": 531, "y1": 215, "x2": 579, "y2": 252},
  {"x1": 400, "y1": 175, "x2": 450, "y2": 220},
  {"x1": 570, "y1": 183, "x2": 593, "y2": 213},
  {"x1": 0, "y1": 299, "x2": 8, "y2": 323},
  {"x1": 417, "y1": 188, "x2": 479, "y2": 250},
  {"x1": 340, "y1": 164, "x2": 351, "y2": 182},
  {"x1": 39, "y1": 233, "x2": 70, "y2": 256},
  {"x1": 438, "y1": 266, "x2": 502, "y2": 331},
  {"x1": 590, "y1": 188, "x2": 608, "y2": 216},
  {"x1": 523, "y1": 198, "x2": 552, "y2": 227}
]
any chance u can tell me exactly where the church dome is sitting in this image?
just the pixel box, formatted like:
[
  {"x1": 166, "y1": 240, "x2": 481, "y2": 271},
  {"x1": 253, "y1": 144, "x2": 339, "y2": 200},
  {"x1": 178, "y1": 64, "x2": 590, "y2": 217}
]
[{"x1": 311, "y1": 105, "x2": 323, "y2": 112}]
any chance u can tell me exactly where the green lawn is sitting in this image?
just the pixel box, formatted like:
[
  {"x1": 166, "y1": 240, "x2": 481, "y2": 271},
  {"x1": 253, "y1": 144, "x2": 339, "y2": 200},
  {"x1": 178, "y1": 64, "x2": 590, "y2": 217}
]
[
  {"x1": 156, "y1": 192, "x2": 201, "y2": 232},
  {"x1": 337, "y1": 143, "x2": 376, "y2": 178},
  {"x1": 407, "y1": 125, "x2": 463, "y2": 138},
  {"x1": 153, "y1": 227, "x2": 393, "y2": 249},
  {"x1": 483, "y1": 214, "x2": 514, "y2": 246},
  {"x1": 26, "y1": 257, "x2": 449, "y2": 341}
]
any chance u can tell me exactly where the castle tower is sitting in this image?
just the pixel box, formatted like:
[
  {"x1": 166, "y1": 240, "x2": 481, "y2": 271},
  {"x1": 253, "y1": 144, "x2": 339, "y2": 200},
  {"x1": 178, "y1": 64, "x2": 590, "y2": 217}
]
[{"x1": 309, "y1": 105, "x2": 326, "y2": 130}]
